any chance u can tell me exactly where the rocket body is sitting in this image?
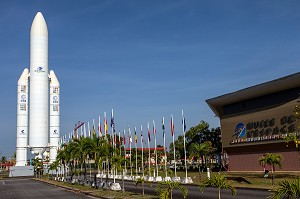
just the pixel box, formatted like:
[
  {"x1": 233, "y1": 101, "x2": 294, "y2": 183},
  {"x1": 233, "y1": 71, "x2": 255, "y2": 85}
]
[{"x1": 29, "y1": 12, "x2": 49, "y2": 155}]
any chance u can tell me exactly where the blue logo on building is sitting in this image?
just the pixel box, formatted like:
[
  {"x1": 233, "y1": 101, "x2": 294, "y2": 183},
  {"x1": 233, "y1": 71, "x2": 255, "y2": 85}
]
[{"x1": 234, "y1": 123, "x2": 246, "y2": 139}]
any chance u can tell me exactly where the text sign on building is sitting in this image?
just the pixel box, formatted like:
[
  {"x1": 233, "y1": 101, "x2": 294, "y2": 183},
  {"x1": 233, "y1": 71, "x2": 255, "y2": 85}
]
[{"x1": 230, "y1": 115, "x2": 298, "y2": 144}]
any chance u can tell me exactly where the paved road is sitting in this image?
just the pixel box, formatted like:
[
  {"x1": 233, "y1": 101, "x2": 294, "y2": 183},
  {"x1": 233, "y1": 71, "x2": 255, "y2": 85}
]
[
  {"x1": 115, "y1": 179, "x2": 270, "y2": 199},
  {"x1": 0, "y1": 178, "x2": 94, "y2": 199},
  {"x1": 0, "y1": 177, "x2": 271, "y2": 199}
]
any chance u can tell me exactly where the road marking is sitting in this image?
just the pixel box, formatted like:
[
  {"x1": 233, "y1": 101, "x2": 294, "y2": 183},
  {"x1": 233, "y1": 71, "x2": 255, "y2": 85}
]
[{"x1": 2, "y1": 181, "x2": 5, "y2": 185}]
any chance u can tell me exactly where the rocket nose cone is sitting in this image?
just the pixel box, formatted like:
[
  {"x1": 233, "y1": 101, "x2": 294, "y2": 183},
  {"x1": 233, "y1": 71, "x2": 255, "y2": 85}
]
[{"x1": 30, "y1": 12, "x2": 48, "y2": 36}]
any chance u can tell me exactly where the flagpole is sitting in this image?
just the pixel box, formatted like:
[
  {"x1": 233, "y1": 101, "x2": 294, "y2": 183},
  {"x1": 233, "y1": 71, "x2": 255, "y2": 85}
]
[
  {"x1": 119, "y1": 130, "x2": 121, "y2": 155},
  {"x1": 153, "y1": 120, "x2": 158, "y2": 178},
  {"x1": 129, "y1": 127, "x2": 132, "y2": 178},
  {"x1": 171, "y1": 115, "x2": 177, "y2": 178},
  {"x1": 88, "y1": 121, "x2": 90, "y2": 137},
  {"x1": 162, "y1": 117, "x2": 167, "y2": 178},
  {"x1": 140, "y1": 125, "x2": 144, "y2": 178},
  {"x1": 123, "y1": 129, "x2": 127, "y2": 175},
  {"x1": 147, "y1": 122, "x2": 151, "y2": 178},
  {"x1": 111, "y1": 109, "x2": 116, "y2": 184},
  {"x1": 182, "y1": 110, "x2": 188, "y2": 180},
  {"x1": 134, "y1": 127, "x2": 138, "y2": 177}
]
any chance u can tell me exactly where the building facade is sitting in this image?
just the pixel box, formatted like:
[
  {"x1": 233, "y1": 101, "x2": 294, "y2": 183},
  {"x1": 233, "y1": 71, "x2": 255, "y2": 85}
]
[{"x1": 206, "y1": 73, "x2": 300, "y2": 172}]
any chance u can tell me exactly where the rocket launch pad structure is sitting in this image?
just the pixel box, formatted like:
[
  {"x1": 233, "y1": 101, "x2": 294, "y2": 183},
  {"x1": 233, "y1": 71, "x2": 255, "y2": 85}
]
[{"x1": 16, "y1": 12, "x2": 60, "y2": 167}]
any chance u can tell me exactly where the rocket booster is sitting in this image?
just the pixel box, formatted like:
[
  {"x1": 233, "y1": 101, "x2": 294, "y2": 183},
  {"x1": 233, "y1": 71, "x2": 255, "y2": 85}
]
[
  {"x1": 49, "y1": 70, "x2": 60, "y2": 163},
  {"x1": 16, "y1": 69, "x2": 29, "y2": 166}
]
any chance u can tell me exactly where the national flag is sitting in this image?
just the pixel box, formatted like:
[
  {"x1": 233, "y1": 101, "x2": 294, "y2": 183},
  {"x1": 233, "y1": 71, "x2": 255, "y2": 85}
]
[
  {"x1": 98, "y1": 116, "x2": 102, "y2": 137},
  {"x1": 162, "y1": 117, "x2": 165, "y2": 138},
  {"x1": 182, "y1": 110, "x2": 186, "y2": 132},
  {"x1": 147, "y1": 122, "x2": 151, "y2": 141},
  {"x1": 153, "y1": 120, "x2": 156, "y2": 135},
  {"x1": 134, "y1": 127, "x2": 138, "y2": 143},
  {"x1": 83, "y1": 123, "x2": 87, "y2": 137},
  {"x1": 123, "y1": 129, "x2": 126, "y2": 146},
  {"x1": 141, "y1": 125, "x2": 144, "y2": 144},
  {"x1": 129, "y1": 127, "x2": 132, "y2": 144},
  {"x1": 118, "y1": 130, "x2": 121, "y2": 146},
  {"x1": 92, "y1": 118, "x2": 96, "y2": 136},
  {"x1": 171, "y1": 115, "x2": 174, "y2": 136},
  {"x1": 111, "y1": 109, "x2": 115, "y2": 133},
  {"x1": 88, "y1": 121, "x2": 91, "y2": 137},
  {"x1": 104, "y1": 112, "x2": 108, "y2": 135}
]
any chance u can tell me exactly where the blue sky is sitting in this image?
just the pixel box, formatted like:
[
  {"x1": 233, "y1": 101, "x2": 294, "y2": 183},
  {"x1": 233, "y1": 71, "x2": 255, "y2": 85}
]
[{"x1": 1, "y1": 0, "x2": 300, "y2": 157}]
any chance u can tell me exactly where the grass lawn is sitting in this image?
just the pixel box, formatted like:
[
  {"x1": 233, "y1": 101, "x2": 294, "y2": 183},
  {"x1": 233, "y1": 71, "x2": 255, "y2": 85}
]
[{"x1": 167, "y1": 170, "x2": 300, "y2": 190}]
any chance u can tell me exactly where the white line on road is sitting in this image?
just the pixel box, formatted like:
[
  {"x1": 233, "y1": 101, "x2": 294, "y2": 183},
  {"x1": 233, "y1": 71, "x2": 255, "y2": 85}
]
[{"x1": 2, "y1": 181, "x2": 5, "y2": 185}]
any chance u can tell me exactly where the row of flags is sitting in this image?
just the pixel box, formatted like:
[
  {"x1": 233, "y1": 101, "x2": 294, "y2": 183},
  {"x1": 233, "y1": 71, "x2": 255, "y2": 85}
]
[{"x1": 59, "y1": 109, "x2": 188, "y2": 147}]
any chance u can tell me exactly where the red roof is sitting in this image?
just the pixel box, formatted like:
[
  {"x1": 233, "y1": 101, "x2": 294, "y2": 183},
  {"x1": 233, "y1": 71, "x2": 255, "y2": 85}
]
[{"x1": 125, "y1": 147, "x2": 165, "y2": 151}]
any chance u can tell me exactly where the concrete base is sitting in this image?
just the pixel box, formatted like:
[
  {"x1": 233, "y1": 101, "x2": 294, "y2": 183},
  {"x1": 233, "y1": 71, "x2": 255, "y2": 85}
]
[
  {"x1": 154, "y1": 176, "x2": 163, "y2": 182},
  {"x1": 9, "y1": 166, "x2": 34, "y2": 177},
  {"x1": 164, "y1": 176, "x2": 171, "y2": 181},
  {"x1": 181, "y1": 177, "x2": 193, "y2": 184},
  {"x1": 110, "y1": 183, "x2": 122, "y2": 191},
  {"x1": 172, "y1": 177, "x2": 181, "y2": 182},
  {"x1": 147, "y1": 176, "x2": 154, "y2": 182},
  {"x1": 124, "y1": 175, "x2": 133, "y2": 180}
]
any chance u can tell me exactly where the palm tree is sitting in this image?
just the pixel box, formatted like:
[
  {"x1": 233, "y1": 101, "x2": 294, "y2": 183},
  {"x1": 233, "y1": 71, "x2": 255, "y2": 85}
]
[
  {"x1": 156, "y1": 180, "x2": 188, "y2": 199},
  {"x1": 32, "y1": 158, "x2": 44, "y2": 178},
  {"x1": 270, "y1": 177, "x2": 300, "y2": 199},
  {"x1": 57, "y1": 146, "x2": 70, "y2": 178},
  {"x1": 189, "y1": 141, "x2": 214, "y2": 173},
  {"x1": 199, "y1": 173, "x2": 236, "y2": 199},
  {"x1": 1, "y1": 156, "x2": 7, "y2": 164},
  {"x1": 49, "y1": 160, "x2": 60, "y2": 179},
  {"x1": 258, "y1": 153, "x2": 283, "y2": 185},
  {"x1": 134, "y1": 177, "x2": 146, "y2": 196},
  {"x1": 70, "y1": 137, "x2": 93, "y2": 180}
]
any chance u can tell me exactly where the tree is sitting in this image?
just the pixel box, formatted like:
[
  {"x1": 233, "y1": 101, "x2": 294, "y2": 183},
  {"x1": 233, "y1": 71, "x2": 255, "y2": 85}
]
[
  {"x1": 134, "y1": 177, "x2": 147, "y2": 196},
  {"x1": 169, "y1": 121, "x2": 222, "y2": 165},
  {"x1": 199, "y1": 173, "x2": 236, "y2": 199},
  {"x1": 49, "y1": 160, "x2": 60, "y2": 178},
  {"x1": 189, "y1": 141, "x2": 214, "y2": 173},
  {"x1": 32, "y1": 158, "x2": 44, "y2": 178},
  {"x1": 69, "y1": 137, "x2": 93, "y2": 180},
  {"x1": 156, "y1": 180, "x2": 188, "y2": 199},
  {"x1": 56, "y1": 146, "x2": 70, "y2": 178},
  {"x1": 270, "y1": 177, "x2": 300, "y2": 199},
  {"x1": 1, "y1": 156, "x2": 7, "y2": 164},
  {"x1": 258, "y1": 153, "x2": 283, "y2": 185}
]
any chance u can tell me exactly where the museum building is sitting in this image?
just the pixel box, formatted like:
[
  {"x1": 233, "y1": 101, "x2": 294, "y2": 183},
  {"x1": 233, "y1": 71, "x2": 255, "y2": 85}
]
[{"x1": 206, "y1": 73, "x2": 300, "y2": 172}]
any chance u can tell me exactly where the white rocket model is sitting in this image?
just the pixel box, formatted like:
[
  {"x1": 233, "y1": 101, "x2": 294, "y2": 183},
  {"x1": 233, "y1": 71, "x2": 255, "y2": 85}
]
[{"x1": 16, "y1": 12, "x2": 60, "y2": 166}]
